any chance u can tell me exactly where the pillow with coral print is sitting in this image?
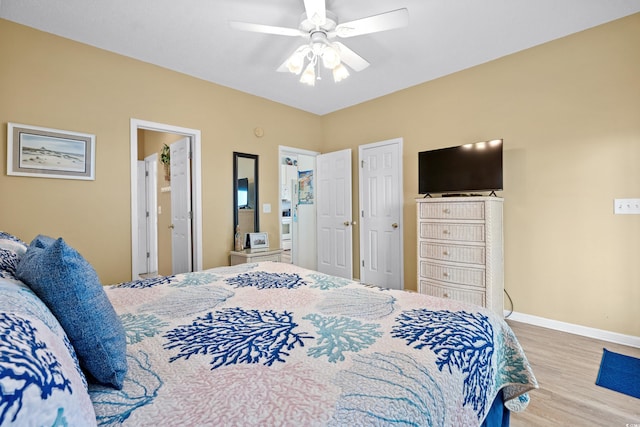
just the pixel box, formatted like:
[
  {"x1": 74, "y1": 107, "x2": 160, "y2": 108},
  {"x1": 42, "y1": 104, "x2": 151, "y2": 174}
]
[
  {"x1": 0, "y1": 231, "x2": 27, "y2": 279},
  {"x1": 0, "y1": 278, "x2": 97, "y2": 426}
]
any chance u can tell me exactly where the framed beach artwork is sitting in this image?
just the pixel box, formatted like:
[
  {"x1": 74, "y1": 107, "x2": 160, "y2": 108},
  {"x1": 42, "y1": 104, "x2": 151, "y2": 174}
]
[
  {"x1": 247, "y1": 232, "x2": 269, "y2": 249},
  {"x1": 7, "y1": 123, "x2": 96, "y2": 180}
]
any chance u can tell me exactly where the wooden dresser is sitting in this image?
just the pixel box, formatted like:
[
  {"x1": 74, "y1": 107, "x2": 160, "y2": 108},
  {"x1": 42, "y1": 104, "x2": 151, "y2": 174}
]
[{"x1": 416, "y1": 197, "x2": 504, "y2": 317}]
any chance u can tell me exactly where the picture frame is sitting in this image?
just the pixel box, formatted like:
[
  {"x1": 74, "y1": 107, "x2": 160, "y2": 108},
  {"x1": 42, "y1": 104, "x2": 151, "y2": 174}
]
[
  {"x1": 7, "y1": 122, "x2": 96, "y2": 180},
  {"x1": 247, "y1": 232, "x2": 269, "y2": 249}
]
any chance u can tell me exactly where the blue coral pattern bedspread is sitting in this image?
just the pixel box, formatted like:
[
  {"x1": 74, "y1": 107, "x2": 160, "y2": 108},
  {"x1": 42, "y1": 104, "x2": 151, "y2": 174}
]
[{"x1": 89, "y1": 262, "x2": 537, "y2": 426}]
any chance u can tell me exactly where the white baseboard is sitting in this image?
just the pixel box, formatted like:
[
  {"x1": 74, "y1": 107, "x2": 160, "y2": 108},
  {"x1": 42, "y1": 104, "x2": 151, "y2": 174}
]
[{"x1": 505, "y1": 311, "x2": 640, "y2": 349}]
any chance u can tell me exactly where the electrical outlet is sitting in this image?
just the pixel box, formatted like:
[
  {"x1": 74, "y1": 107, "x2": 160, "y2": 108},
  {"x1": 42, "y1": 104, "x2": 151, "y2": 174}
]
[{"x1": 614, "y1": 198, "x2": 640, "y2": 214}]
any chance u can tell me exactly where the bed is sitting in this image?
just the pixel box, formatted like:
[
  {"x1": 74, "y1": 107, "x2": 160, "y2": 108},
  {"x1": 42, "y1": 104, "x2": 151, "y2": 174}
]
[{"x1": 0, "y1": 232, "x2": 538, "y2": 426}]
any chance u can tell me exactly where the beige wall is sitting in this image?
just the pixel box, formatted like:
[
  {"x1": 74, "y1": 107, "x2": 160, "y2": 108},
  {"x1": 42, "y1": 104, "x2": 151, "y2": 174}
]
[
  {"x1": 323, "y1": 13, "x2": 640, "y2": 336},
  {"x1": 1, "y1": 14, "x2": 638, "y2": 337},
  {"x1": 0, "y1": 18, "x2": 323, "y2": 285}
]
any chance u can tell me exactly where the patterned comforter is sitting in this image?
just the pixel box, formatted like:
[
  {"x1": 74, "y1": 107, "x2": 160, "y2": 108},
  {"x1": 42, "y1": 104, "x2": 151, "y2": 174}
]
[{"x1": 89, "y1": 261, "x2": 537, "y2": 426}]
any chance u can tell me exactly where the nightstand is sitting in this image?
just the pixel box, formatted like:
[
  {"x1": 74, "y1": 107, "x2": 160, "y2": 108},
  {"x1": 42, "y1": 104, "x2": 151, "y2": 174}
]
[{"x1": 229, "y1": 248, "x2": 283, "y2": 265}]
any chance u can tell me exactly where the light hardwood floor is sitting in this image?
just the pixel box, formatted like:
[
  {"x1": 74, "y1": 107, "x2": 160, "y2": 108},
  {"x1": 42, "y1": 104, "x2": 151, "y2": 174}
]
[{"x1": 507, "y1": 320, "x2": 640, "y2": 426}]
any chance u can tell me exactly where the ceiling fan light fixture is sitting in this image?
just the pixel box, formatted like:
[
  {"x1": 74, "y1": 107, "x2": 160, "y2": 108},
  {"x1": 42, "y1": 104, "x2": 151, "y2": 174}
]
[
  {"x1": 300, "y1": 61, "x2": 316, "y2": 86},
  {"x1": 285, "y1": 46, "x2": 311, "y2": 75},
  {"x1": 286, "y1": 51, "x2": 305, "y2": 74},
  {"x1": 332, "y1": 63, "x2": 350, "y2": 82},
  {"x1": 231, "y1": 4, "x2": 410, "y2": 86},
  {"x1": 321, "y1": 45, "x2": 340, "y2": 69}
]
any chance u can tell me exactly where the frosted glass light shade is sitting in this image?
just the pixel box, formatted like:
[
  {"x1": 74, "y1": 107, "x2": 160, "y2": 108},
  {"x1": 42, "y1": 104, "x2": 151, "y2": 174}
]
[
  {"x1": 286, "y1": 51, "x2": 305, "y2": 74},
  {"x1": 300, "y1": 62, "x2": 316, "y2": 86},
  {"x1": 321, "y1": 46, "x2": 340, "y2": 69},
  {"x1": 332, "y1": 63, "x2": 350, "y2": 82}
]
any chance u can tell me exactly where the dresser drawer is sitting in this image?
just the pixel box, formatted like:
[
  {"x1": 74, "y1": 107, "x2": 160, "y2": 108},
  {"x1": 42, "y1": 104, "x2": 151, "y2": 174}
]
[
  {"x1": 419, "y1": 222, "x2": 485, "y2": 243},
  {"x1": 251, "y1": 254, "x2": 281, "y2": 263},
  {"x1": 419, "y1": 280, "x2": 485, "y2": 307},
  {"x1": 230, "y1": 249, "x2": 282, "y2": 265},
  {"x1": 419, "y1": 202, "x2": 485, "y2": 220},
  {"x1": 419, "y1": 241, "x2": 485, "y2": 265},
  {"x1": 420, "y1": 261, "x2": 485, "y2": 287}
]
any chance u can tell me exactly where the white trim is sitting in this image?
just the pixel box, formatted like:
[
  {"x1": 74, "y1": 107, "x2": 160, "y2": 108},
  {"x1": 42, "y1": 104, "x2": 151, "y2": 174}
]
[
  {"x1": 279, "y1": 145, "x2": 320, "y2": 157},
  {"x1": 130, "y1": 118, "x2": 203, "y2": 280},
  {"x1": 506, "y1": 311, "x2": 640, "y2": 349}
]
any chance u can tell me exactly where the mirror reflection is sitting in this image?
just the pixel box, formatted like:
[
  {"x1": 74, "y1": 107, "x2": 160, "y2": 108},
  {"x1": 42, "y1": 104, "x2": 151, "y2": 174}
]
[{"x1": 233, "y1": 152, "x2": 259, "y2": 247}]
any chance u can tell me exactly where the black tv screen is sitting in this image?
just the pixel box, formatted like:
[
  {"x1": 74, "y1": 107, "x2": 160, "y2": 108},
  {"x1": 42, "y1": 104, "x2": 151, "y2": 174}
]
[{"x1": 418, "y1": 140, "x2": 503, "y2": 195}]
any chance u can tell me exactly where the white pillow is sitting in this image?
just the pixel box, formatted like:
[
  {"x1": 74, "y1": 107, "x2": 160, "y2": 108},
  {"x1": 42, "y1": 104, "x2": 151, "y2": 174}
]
[{"x1": 0, "y1": 278, "x2": 97, "y2": 426}]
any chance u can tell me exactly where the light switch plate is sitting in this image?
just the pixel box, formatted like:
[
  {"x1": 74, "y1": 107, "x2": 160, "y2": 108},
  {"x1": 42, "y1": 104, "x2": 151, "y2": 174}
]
[
  {"x1": 263, "y1": 203, "x2": 271, "y2": 213},
  {"x1": 614, "y1": 198, "x2": 640, "y2": 214}
]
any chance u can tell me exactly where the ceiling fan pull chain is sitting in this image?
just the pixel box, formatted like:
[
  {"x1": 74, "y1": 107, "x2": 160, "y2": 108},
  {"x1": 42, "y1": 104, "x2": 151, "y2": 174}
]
[{"x1": 316, "y1": 58, "x2": 321, "y2": 81}]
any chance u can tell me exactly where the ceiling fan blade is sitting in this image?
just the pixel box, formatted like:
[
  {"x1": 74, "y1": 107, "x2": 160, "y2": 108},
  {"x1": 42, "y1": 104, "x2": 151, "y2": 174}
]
[
  {"x1": 335, "y1": 8, "x2": 409, "y2": 38},
  {"x1": 334, "y1": 42, "x2": 369, "y2": 72},
  {"x1": 304, "y1": 0, "x2": 326, "y2": 26},
  {"x1": 229, "y1": 21, "x2": 304, "y2": 37},
  {"x1": 277, "y1": 60, "x2": 290, "y2": 73}
]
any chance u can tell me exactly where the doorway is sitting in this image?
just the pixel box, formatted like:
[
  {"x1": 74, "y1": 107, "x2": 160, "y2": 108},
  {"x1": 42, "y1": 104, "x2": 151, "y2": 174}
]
[
  {"x1": 130, "y1": 119, "x2": 203, "y2": 280},
  {"x1": 278, "y1": 146, "x2": 319, "y2": 270}
]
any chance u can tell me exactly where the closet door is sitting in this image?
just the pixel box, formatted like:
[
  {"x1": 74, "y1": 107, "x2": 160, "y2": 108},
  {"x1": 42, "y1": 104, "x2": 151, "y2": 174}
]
[{"x1": 317, "y1": 149, "x2": 353, "y2": 279}]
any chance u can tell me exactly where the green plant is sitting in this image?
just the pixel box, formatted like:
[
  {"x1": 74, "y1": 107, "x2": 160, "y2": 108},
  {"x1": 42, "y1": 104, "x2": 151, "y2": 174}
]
[{"x1": 160, "y1": 144, "x2": 170, "y2": 165}]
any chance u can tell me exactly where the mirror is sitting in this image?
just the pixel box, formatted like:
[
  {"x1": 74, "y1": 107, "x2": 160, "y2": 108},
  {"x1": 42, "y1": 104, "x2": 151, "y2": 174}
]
[{"x1": 233, "y1": 152, "x2": 259, "y2": 247}]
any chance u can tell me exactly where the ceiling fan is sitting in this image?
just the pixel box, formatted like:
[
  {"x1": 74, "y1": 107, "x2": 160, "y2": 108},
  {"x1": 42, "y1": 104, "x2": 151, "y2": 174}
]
[{"x1": 229, "y1": 0, "x2": 409, "y2": 85}]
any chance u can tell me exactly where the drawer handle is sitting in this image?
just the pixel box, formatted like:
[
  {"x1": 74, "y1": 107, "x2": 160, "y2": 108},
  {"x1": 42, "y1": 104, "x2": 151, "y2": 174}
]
[
  {"x1": 443, "y1": 272, "x2": 449, "y2": 277},
  {"x1": 442, "y1": 229, "x2": 450, "y2": 235},
  {"x1": 443, "y1": 208, "x2": 450, "y2": 214},
  {"x1": 443, "y1": 292, "x2": 449, "y2": 298},
  {"x1": 443, "y1": 251, "x2": 450, "y2": 256}
]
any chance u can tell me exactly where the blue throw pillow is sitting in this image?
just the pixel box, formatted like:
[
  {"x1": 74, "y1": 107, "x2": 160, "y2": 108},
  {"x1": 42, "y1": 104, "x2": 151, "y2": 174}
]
[
  {"x1": 16, "y1": 237, "x2": 127, "y2": 389},
  {"x1": 30, "y1": 233, "x2": 56, "y2": 249}
]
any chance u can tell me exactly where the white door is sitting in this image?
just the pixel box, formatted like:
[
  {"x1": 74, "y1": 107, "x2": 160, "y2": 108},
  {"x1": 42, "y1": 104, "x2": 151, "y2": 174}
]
[
  {"x1": 136, "y1": 155, "x2": 159, "y2": 275},
  {"x1": 144, "y1": 154, "x2": 158, "y2": 275},
  {"x1": 317, "y1": 149, "x2": 353, "y2": 279},
  {"x1": 136, "y1": 161, "x2": 148, "y2": 274},
  {"x1": 288, "y1": 151, "x2": 318, "y2": 270},
  {"x1": 291, "y1": 178, "x2": 299, "y2": 266},
  {"x1": 359, "y1": 138, "x2": 404, "y2": 289},
  {"x1": 170, "y1": 137, "x2": 192, "y2": 274}
]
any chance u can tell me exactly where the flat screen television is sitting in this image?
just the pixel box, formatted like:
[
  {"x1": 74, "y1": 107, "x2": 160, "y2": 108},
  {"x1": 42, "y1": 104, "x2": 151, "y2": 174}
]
[{"x1": 418, "y1": 140, "x2": 503, "y2": 195}]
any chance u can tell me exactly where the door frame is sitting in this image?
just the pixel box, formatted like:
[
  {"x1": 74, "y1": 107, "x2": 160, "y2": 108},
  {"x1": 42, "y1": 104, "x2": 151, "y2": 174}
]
[
  {"x1": 358, "y1": 137, "x2": 404, "y2": 288},
  {"x1": 130, "y1": 118, "x2": 203, "y2": 279}
]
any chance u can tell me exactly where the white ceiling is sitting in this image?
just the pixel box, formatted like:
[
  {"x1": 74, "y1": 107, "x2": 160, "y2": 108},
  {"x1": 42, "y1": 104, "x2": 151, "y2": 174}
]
[{"x1": 2, "y1": 0, "x2": 639, "y2": 115}]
